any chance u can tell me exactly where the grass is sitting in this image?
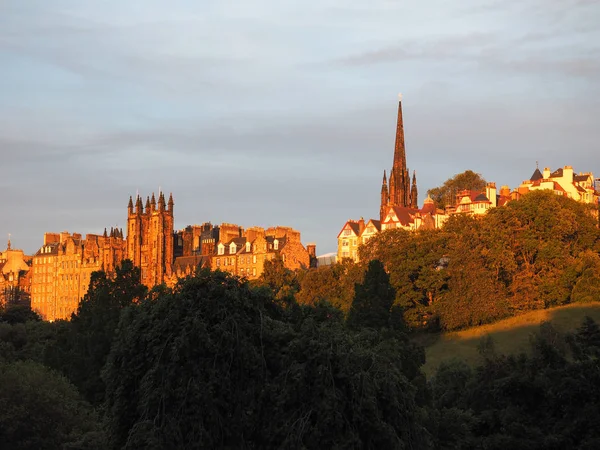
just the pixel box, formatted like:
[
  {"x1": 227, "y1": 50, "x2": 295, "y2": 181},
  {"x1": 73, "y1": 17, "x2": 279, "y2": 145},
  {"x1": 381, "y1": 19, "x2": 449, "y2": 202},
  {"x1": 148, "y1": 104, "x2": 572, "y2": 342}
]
[{"x1": 421, "y1": 302, "x2": 600, "y2": 378}]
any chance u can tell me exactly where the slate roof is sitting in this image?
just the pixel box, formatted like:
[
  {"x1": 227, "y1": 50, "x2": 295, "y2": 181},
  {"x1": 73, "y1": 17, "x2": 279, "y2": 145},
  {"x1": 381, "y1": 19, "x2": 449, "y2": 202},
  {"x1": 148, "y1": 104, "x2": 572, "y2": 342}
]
[{"x1": 530, "y1": 168, "x2": 544, "y2": 181}]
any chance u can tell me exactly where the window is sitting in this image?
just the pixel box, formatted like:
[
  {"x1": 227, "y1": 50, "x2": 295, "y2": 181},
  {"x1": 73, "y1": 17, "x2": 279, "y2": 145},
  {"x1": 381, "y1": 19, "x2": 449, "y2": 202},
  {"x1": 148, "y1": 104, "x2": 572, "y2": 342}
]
[
  {"x1": 253, "y1": 255, "x2": 257, "y2": 264},
  {"x1": 252, "y1": 268, "x2": 256, "y2": 276},
  {"x1": 216, "y1": 258, "x2": 221, "y2": 267},
  {"x1": 274, "y1": 239, "x2": 279, "y2": 250}
]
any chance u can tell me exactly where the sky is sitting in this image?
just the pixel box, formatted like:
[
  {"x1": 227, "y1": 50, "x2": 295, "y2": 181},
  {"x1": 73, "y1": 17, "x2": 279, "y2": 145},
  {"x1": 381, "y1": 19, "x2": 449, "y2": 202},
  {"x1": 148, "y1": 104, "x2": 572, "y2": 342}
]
[{"x1": 1, "y1": 0, "x2": 599, "y2": 255}]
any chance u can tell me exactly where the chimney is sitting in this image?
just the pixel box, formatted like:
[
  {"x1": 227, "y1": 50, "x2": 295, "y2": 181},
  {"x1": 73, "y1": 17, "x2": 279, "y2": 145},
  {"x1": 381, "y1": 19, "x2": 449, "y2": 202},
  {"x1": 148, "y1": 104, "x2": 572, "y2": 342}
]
[
  {"x1": 500, "y1": 185, "x2": 511, "y2": 197},
  {"x1": 486, "y1": 183, "x2": 497, "y2": 208},
  {"x1": 358, "y1": 217, "x2": 366, "y2": 234},
  {"x1": 543, "y1": 167, "x2": 551, "y2": 179},
  {"x1": 563, "y1": 165, "x2": 573, "y2": 182}
]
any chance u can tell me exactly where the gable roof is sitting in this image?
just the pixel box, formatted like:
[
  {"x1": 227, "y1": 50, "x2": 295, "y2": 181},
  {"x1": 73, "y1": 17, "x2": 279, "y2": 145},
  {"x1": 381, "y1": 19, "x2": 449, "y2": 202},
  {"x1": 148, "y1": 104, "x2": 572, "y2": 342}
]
[
  {"x1": 383, "y1": 206, "x2": 418, "y2": 226},
  {"x1": 337, "y1": 221, "x2": 361, "y2": 239}
]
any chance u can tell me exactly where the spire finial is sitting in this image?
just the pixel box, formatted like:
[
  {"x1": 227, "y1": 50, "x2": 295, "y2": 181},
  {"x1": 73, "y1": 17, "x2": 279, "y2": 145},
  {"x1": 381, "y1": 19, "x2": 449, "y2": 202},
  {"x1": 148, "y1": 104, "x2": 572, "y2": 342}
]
[
  {"x1": 536, "y1": 160, "x2": 539, "y2": 169},
  {"x1": 398, "y1": 92, "x2": 403, "y2": 101},
  {"x1": 7, "y1": 233, "x2": 11, "y2": 250}
]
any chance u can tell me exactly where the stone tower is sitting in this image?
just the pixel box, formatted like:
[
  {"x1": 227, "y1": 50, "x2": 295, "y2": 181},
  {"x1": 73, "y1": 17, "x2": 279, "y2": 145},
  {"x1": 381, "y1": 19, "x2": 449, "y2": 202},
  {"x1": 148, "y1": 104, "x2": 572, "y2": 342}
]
[
  {"x1": 380, "y1": 95, "x2": 417, "y2": 221},
  {"x1": 126, "y1": 192, "x2": 174, "y2": 288}
]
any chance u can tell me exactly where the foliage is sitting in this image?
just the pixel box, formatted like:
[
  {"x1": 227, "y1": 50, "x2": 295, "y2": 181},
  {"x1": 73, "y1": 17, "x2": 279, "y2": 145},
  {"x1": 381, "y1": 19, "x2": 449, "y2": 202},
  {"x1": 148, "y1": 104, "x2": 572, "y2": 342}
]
[
  {"x1": 347, "y1": 259, "x2": 397, "y2": 330},
  {"x1": 0, "y1": 302, "x2": 41, "y2": 324},
  {"x1": 427, "y1": 170, "x2": 487, "y2": 209},
  {"x1": 359, "y1": 228, "x2": 448, "y2": 330},
  {"x1": 103, "y1": 269, "x2": 429, "y2": 449},
  {"x1": 256, "y1": 256, "x2": 300, "y2": 303},
  {"x1": 296, "y1": 259, "x2": 365, "y2": 314},
  {"x1": 46, "y1": 259, "x2": 147, "y2": 405},
  {"x1": 0, "y1": 360, "x2": 105, "y2": 449},
  {"x1": 360, "y1": 190, "x2": 600, "y2": 331},
  {"x1": 429, "y1": 318, "x2": 600, "y2": 449}
]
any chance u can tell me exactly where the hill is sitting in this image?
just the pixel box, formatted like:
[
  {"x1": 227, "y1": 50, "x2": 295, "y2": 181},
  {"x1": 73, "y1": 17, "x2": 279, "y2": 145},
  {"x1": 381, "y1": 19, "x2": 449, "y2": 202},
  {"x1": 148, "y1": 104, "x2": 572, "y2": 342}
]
[{"x1": 421, "y1": 302, "x2": 600, "y2": 377}]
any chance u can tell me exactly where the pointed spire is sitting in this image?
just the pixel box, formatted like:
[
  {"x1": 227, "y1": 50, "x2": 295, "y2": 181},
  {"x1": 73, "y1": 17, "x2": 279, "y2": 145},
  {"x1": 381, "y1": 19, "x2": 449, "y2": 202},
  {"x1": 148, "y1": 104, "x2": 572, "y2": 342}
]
[
  {"x1": 168, "y1": 192, "x2": 174, "y2": 208},
  {"x1": 393, "y1": 95, "x2": 406, "y2": 173},
  {"x1": 158, "y1": 192, "x2": 166, "y2": 211},
  {"x1": 128, "y1": 196, "x2": 134, "y2": 213},
  {"x1": 151, "y1": 193, "x2": 156, "y2": 211},
  {"x1": 7, "y1": 233, "x2": 11, "y2": 250},
  {"x1": 382, "y1": 170, "x2": 387, "y2": 184},
  {"x1": 136, "y1": 195, "x2": 143, "y2": 214},
  {"x1": 145, "y1": 196, "x2": 151, "y2": 213},
  {"x1": 103, "y1": 227, "x2": 108, "y2": 237},
  {"x1": 411, "y1": 170, "x2": 418, "y2": 208}
]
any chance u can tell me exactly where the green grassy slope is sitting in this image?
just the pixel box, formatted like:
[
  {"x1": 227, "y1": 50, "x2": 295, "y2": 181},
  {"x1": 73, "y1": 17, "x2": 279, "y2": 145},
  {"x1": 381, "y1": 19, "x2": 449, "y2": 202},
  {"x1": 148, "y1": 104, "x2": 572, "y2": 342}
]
[{"x1": 421, "y1": 302, "x2": 600, "y2": 378}]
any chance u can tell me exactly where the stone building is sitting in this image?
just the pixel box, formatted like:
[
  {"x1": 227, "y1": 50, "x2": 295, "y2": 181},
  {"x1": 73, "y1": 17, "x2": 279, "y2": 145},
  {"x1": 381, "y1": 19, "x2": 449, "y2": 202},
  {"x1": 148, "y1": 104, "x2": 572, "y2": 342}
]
[
  {"x1": 0, "y1": 238, "x2": 32, "y2": 307},
  {"x1": 30, "y1": 229, "x2": 125, "y2": 321},
  {"x1": 210, "y1": 225, "x2": 310, "y2": 279},
  {"x1": 126, "y1": 192, "x2": 174, "y2": 288}
]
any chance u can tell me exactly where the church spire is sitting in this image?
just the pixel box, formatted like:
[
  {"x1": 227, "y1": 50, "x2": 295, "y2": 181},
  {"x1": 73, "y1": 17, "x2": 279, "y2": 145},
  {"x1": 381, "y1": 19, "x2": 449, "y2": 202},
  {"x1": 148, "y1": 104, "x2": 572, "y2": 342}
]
[
  {"x1": 380, "y1": 170, "x2": 389, "y2": 222},
  {"x1": 411, "y1": 170, "x2": 418, "y2": 208},
  {"x1": 392, "y1": 94, "x2": 406, "y2": 173}
]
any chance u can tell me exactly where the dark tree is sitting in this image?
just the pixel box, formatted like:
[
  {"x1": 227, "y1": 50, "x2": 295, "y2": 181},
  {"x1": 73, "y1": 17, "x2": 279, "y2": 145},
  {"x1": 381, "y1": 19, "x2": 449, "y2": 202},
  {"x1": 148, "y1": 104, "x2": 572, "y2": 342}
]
[
  {"x1": 347, "y1": 259, "x2": 397, "y2": 330},
  {"x1": 0, "y1": 360, "x2": 104, "y2": 449},
  {"x1": 103, "y1": 269, "x2": 429, "y2": 449},
  {"x1": 46, "y1": 260, "x2": 147, "y2": 405}
]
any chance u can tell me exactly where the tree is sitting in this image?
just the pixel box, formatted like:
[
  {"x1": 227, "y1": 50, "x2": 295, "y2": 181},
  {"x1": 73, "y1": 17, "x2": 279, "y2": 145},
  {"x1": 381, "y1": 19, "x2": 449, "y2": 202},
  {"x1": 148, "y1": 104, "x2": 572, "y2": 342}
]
[
  {"x1": 427, "y1": 170, "x2": 487, "y2": 209},
  {"x1": 296, "y1": 259, "x2": 365, "y2": 314},
  {"x1": 0, "y1": 303, "x2": 41, "y2": 324},
  {"x1": 256, "y1": 256, "x2": 300, "y2": 303},
  {"x1": 104, "y1": 269, "x2": 429, "y2": 449},
  {"x1": 0, "y1": 360, "x2": 104, "y2": 449},
  {"x1": 46, "y1": 260, "x2": 147, "y2": 405},
  {"x1": 347, "y1": 260, "x2": 397, "y2": 330}
]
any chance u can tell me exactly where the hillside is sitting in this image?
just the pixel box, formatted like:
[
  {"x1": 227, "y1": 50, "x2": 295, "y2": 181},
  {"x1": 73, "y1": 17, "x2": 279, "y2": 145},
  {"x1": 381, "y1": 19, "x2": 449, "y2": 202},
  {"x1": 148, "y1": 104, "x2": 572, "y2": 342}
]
[{"x1": 421, "y1": 302, "x2": 600, "y2": 377}]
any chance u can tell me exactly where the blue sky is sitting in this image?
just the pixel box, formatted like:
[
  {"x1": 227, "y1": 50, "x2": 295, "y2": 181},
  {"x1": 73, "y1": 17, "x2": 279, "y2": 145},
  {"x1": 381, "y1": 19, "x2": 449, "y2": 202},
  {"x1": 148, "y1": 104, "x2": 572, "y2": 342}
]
[{"x1": 1, "y1": 0, "x2": 599, "y2": 255}]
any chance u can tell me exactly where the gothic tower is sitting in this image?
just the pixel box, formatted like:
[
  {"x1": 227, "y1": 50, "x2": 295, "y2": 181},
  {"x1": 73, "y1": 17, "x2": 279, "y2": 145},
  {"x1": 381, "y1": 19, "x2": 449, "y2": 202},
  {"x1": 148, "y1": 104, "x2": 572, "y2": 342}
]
[
  {"x1": 380, "y1": 95, "x2": 417, "y2": 221},
  {"x1": 410, "y1": 170, "x2": 418, "y2": 208},
  {"x1": 127, "y1": 192, "x2": 175, "y2": 288}
]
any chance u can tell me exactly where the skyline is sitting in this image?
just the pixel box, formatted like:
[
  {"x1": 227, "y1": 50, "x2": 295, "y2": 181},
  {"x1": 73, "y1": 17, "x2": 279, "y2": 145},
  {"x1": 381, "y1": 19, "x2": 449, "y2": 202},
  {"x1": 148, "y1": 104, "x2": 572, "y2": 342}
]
[{"x1": 2, "y1": 0, "x2": 599, "y2": 255}]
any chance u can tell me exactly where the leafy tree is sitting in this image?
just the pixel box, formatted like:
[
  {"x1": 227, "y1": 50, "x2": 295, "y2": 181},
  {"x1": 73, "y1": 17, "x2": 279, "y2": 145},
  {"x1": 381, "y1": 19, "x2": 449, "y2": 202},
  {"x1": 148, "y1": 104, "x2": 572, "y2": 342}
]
[
  {"x1": 104, "y1": 269, "x2": 429, "y2": 449},
  {"x1": 0, "y1": 302, "x2": 41, "y2": 324},
  {"x1": 0, "y1": 360, "x2": 104, "y2": 449},
  {"x1": 428, "y1": 170, "x2": 487, "y2": 209},
  {"x1": 429, "y1": 318, "x2": 600, "y2": 449},
  {"x1": 256, "y1": 256, "x2": 300, "y2": 303},
  {"x1": 347, "y1": 260, "x2": 397, "y2": 330},
  {"x1": 296, "y1": 259, "x2": 365, "y2": 313},
  {"x1": 359, "y1": 229, "x2": 448, "y2": 329},
  {"x1": 46, "y1": 259, "x2": 147, "y2": 405}
]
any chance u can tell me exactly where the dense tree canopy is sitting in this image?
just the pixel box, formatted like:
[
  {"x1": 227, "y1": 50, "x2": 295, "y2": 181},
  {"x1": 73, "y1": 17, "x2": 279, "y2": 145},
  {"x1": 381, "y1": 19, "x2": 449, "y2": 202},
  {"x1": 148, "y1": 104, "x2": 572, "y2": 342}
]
[
  {"x1": 429, "y1": 318, "x2": 600, "y2": 449},
  {"x1": 103, "y1": 269, "x2": 430, "y2": 449},
  {"x1": 0, "y1": 360, "x2": 104, "y2": 449},
  {"x1": 46, "y1": 259, "x2": 147, "y2": 405},
  {"x1": 360, "y1": 191, "x2": 600, "y2": 330},
  {"x1": 296, "y1": 259, "x2": 365, "y2": 313}
]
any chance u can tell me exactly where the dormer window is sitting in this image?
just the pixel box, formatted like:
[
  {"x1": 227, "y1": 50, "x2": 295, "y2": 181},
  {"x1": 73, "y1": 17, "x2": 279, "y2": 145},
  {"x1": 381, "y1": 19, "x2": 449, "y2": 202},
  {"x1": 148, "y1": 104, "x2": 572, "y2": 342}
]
[
  {"x1": 273, "y1": 239, "x2": 279, "y2": 250},
  {"x1": 230, "y1": 243, "x2": 237, "y2": 254},
  {"x1": 246, "y1": 242, "x2": 251, "y2": 252},
  {"x1": 218, "y1": 244, "x2": 225, "y2": 255}
]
